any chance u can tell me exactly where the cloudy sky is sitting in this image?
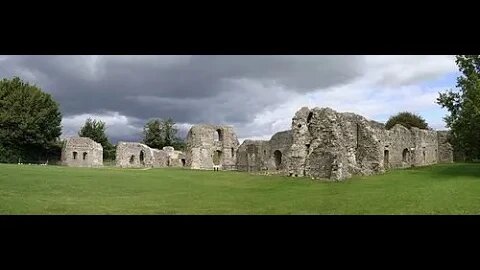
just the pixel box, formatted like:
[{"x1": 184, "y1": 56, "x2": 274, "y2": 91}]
[{"x1": 0, "y1": 55, "x2": 459, "y2": 143}]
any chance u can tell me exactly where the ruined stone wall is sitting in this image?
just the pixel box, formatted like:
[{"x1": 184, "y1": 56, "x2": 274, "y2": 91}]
[
  {"x1": 61, "y1": 137, "x2": 103, "y2": 167},
  {"x1": 383, "y1": 124, "x2": 415, "y2": 169},
  {"x1": 236, "y1": 131, "x2": 293, "y2": 174},
  {"x1": 268, "y1": 130, "x2": 293, "y2": 172},
  {"x1": 236, "y1": 140, "x2": 270, "y2": 172},
  {"x1": 116, "y1": 142, "x2": 157, "y2": 168},
  {"x1": 410, "y1": 128, "x2": 438, "y2": 167},
  {"x1": 116, "y1": 143, "x2": 186, "y2": 168},
  {"x1": 183, "y1": 106, "x2": 453, "y2": 179},
  {"x1": 152, "y1": 149, "x2": 169, "y2": 168},
  {"x1": 163, "y1": 146, "x2": 186, "y2": 167},
  {"x1": 185, "y1": 125, "x2": 239, "y2": 170},
  {"x1": 437, "y1": 131, "x2": 454, "y2": 163},
  {"x1": 284, "y1": 107, "x2": 451, "y2": 181}
]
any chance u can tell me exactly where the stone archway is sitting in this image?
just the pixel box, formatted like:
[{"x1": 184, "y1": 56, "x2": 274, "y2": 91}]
[
  {"x1": 274, "y1": 150, "x2": 282, "y2": 170},
  {"x1": 402, "y1": 148, "x2": 409, "y2": 163}
]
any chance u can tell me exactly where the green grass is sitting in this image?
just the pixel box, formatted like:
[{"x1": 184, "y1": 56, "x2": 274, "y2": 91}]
[{"x1": 0, "y1": 163, "x2": 479, "y2": 214}]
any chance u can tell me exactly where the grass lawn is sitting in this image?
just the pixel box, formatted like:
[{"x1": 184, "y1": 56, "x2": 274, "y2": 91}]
[{"x1": 0, "y1": 163, "x2": 479, "y2": 214}]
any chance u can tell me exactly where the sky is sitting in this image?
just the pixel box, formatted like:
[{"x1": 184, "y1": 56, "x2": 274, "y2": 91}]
[{"x1": 0, "y1": 55, "x2": 459, "y2": 144}]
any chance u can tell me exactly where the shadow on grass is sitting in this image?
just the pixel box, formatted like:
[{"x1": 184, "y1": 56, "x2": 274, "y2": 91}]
[{"x1": 404, "y1": 163, "x2": 480, "y2": 178}]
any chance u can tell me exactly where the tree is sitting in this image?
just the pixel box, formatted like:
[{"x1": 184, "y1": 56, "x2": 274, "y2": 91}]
[
  {"x1": 385, "y1": 112, "x2": 429, "y2": 130},
  {"x1": 143, "y1": 119, "x2": 164, "y2": 149},
  {"x1": 78, "y1": 118, "x2": 115, "y2": 160},
  {"x1": 0, "y1": 77, "x2": 62, "y2": 163},
  {"x1": 437, "y1": 55, "x2": 480, "y2": 160},
  {"x1": 143, "y1": 117, "x2": 185, "y2": 150},
  {"x1": 162, "y1": 118, "x2": 177, "y2": 147}
]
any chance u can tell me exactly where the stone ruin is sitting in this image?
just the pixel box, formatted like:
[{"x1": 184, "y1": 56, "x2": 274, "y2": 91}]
[
  {"x1": 115, "y1": 142, "x2": 186, "y2": 168},
  {"x1": 185, "y1": 124, "x2": 239, "y2": 170},
  {"x1": 235, "y1": 130, "x2": 292, "y2": 173},
  {"x1": 61, "y1": 137, "x2": 103, "y2": 167},
  {"x1": 235, "y1": 107, "x2": 454, "y2": 180},
  {"x1": 59, "y1": 106, "x2": 455, "y2": 181},
  {"x1": 184, "y1": 107, "x2": 454, "y2": 180}
]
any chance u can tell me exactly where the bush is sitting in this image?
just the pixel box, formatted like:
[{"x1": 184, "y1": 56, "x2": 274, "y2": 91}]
[{"x1": 385, "y1": 112, "x2": 429, "y2": 130}]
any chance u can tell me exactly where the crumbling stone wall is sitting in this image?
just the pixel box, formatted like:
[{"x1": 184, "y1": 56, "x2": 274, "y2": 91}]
[
  {"x1": 163, "y1": 146, "x2": 186, "y2": 167},
  {"x1": 116, "y1": 142, "x2": 157, "y2": 168},
  {"x1": 236, "y1": 140, "x2": 270, "y2": 172},
  {"x1": 437, "y1": 131, "x2": 454, "y2": 163},
  {"x1": 61, "y1": 137, "x2": 103, "y2": 167},
  {"x1": 236, "y1": 130, "x2": 293, "y2": 174},
  {"x1": 268, "y1": 130, "x2": 293, "y2": 172},
  {"x1": 410, "y1": 127, "x2": 438, "y2": 166},
  {"x1": 285, "y1": 107, "x2": 453, "y2": 181},
  {"x1": 382, "y1": 124, "x2": 415, "y2": 169},
  {"x1": 116, "y1": 142, "x2": 186, "y2": 168},
  {"x1": 185, "y1": 125, "x2": 239, "y2": 170}
]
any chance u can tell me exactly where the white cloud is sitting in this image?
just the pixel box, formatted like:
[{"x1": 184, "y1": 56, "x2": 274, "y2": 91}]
[
  {"x1": 61, "y1": 112, "x2": 142, "y2": 142},
  {"x1": 244, "y1": 55, "x2": 458, "y2": 137},
  {"x1": 1, "y1": 55, "x2": 459, "y2": 141}
]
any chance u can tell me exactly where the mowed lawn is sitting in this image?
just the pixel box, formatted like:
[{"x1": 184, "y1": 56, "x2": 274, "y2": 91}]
[{"x1": 0, "y1": 163, "x2": 479, "y2": 214}]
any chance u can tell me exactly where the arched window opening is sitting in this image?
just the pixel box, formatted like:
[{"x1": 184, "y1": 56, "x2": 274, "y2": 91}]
[
  {"x1": 83, "y1": 152, "x2": 88, "y2": 160},
  {"x1": 129, "y1": 155, "x2": 135, "y2": 164},
  {"x1": 139, "y1": 150, "x2": 145, "y2": 165},
  {"x1": 73, "y1": 152, "x2": 78, "y2": 160},
  {"x1": 231, "y1": 147, "x2": 235, "y2": 157},
  {"x1": 214, "y1": 129, "x2": 223, "y2": 142}
]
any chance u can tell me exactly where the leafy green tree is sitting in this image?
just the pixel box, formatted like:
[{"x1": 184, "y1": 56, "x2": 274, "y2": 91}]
[
  {"x1": 162, "y1": 118, "x2": 177, "y2": 147},
  {"x1": 143, "y1": 117, "x2": 185, "y2": 150},
  {"x1": 385, "y1": 112, "x2": 429, "y2": 130},
  {"x1": 78, "y1": 118, "x2": 115, "y2": 160},
  {"x1": 0, "y1": 77, "x2": 62, "y2": 162},
  {"x1": 143, "y1": 119, "x2": 164, "y2": 149},
  {"x1": 437, "y1": 55, "x2": 480, "y2": 160}
]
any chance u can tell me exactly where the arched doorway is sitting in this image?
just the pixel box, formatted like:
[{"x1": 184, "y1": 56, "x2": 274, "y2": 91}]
[
  {"x1": 139, "y1": 150, "x2": 145, "y2": 165},
  {"x1": 384, "y1": 150, "x2": 389, "y2": 169},
  {"x1": 181, "y1": 159, "x2": 186, "y2": 166},
  {"x1": 402, "y1": 148, "x2": 409, "y2": 163},
  {"x1": 213, "y1": 150, "x2": 222, "y2": 165},
  {"x1": 274, "y1": 150, "x2": 282, "y2": 170}
]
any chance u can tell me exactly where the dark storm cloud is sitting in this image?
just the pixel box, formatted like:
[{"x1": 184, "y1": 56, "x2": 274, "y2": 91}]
[
  {"x1": 0, "y1": 55, "x2": 363, "y2": 120},
  {"x1": 0, "y1": 55, "x2": 364, "y2": 142}
]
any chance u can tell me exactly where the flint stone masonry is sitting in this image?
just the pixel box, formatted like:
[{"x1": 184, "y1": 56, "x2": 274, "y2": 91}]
[
  {"x1": 185, "y1": 124, "x2": 239, "y2": 170},
  {"x1": 115, "y1": 142, "x2": 185, "y2": 168},
  {"x1": 437, "y1": 131, "x2": 454, "y2": 163},
  {"x1": 235, "y1": 106, "x2": 454, "y2": 181},
  {"x1": 61, "y1": 137, "x2": 103, "y2": 167},
  {"x1": 162, "y1": 146, "x2": 186, "y2": 167},
  {"x1": 286, "y1": 107, "x2": 453, "y2": 181},
  {"x1": 236, "y1": 130, "x2": 294, "y2": 174}
]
